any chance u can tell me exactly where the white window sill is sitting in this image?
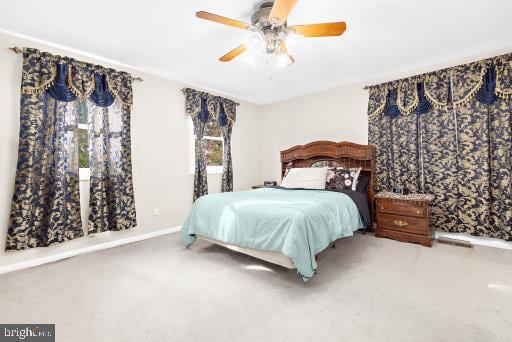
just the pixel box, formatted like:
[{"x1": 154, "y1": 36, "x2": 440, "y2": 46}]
[
  {"x1": 188, "y1": 167, "x2": 224, "y2": 175},
  {"x1": 207, "y1": 166, "x2": 223, "y2": 175},
  {"x1": 79, "y1": 168, "x2": 90, "y2": 181}
]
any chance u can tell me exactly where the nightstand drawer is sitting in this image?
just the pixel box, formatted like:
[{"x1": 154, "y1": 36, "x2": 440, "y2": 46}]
[
  {"x1": 377, "y1": 213, "x2": 429, "y2": 235},
  {"x1": 375, "y1": 228, "x2": 433, "y2": 247},
  {"x1": 377, "y1": 198, "x2": 427, "y2": 218}
]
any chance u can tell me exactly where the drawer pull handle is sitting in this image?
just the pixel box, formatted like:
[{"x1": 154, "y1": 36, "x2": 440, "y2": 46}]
[{"x1": 393, "y1": 220, "x2": 408, "y2": 227}]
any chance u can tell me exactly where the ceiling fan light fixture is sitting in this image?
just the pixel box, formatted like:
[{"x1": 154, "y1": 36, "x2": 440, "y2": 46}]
[
  {"x1": 243, "y1": 31, "x2": 264, "y2": 53},
  {"x1": 242, "y1": 53, "x2": 258, "y2": 68},
  {"x1": 284, "y1": 30, "x2": 298, "y2": 47},
  {"x1": 264, "y1": 31, "x2": 279, "y2": 53},
  {"x1": 277, "y1": 53, "x2": 293, "y2": 68}
]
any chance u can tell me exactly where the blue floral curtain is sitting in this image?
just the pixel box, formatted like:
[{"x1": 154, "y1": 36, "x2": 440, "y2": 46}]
[
  {"x1": 193, "y1": 98, "x2": 209, "y2": 201},
  {"x1": 368, "y1": 52, "x2": 512, "y2": 241},
  {"x1": 87, "y1": 70, "x2": 136, "y2": 234},
  {"x1": 182, "y1": 88, "x2": 238, "y2": 200},
  {"x1": 219, "y1": 101, "x2": 236, "y2": 192},
  {"x1": 6, "y1": 48, "x2": 137, "y2": 251}
]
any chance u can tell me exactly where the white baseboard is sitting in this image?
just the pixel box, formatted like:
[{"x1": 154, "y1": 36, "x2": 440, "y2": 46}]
[
  {"x1": 435, "y1": 231, "x2": 512, "y2": 251},
  {"x1": 0, "y1": 226, "x2": 181, "y2": 275},
  {"x1": 3, "y1": 227, "x2": 508, "y2": 275}
]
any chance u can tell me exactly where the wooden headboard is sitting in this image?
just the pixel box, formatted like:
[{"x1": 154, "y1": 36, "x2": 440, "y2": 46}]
[{"x1": 280, "y1": 141, "x2": 376, "y2": 227}]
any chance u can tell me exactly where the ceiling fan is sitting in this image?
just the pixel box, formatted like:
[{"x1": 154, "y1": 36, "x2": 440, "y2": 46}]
[{"x1": 196, "y1": 0, "x2": 347, "y2": 66}]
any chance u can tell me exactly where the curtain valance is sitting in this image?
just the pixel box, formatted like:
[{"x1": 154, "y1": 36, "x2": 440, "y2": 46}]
[
  {"x1": 182, "y1": 88, "x2": 238, "y2": 124},
  {"x1": 20, "y1": 48, "x2": 133, "y2": 107},
  {"x1": 368, "y1": 52, "x2": 512, "y2": 118}
]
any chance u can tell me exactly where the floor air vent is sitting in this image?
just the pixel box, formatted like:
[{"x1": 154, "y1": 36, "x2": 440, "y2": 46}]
[{"x1": 436, "y1": 237, "x2": 473, "y2": 248}]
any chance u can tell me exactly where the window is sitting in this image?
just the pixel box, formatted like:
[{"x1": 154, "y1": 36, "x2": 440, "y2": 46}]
[
  {"x1": 188, "y1": 117, "x2": 224, "y2": 174},
  {"x1": 78, "y1": 102, "x2": 90, "y2": 180}
]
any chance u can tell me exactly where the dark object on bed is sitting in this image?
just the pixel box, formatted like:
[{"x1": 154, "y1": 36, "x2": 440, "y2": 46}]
[
  {"x1": 356, "y1": 174, "x2": 369, "y2": 193},
  {"x1": 252, "y1": 185, "x2": 268, "y2": 189},
  {"x1": 268, "y1": 186, "x2": 371, "y2": 228},
  {"x1": 252, "y1": 181, "x2": 277, "y2": 189},
  {"x1": 392, "y1": 187, "x2": 410, "y2": 195},
  {"x1": 331, "y1": 189, "x2": 371, "y2": 227},
  {"x1": 280, "y1": 141, "x2": 376, "y2": 230}
]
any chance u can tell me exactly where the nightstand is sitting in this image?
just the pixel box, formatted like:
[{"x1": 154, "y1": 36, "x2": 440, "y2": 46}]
[{"x1": 375, "y1": 192, "x2": 435, "y2": 247}]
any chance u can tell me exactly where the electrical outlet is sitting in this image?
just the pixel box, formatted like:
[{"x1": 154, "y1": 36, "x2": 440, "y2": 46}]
[{"x1": 153, "y1": 208, "x2": 159, "y2": 216}]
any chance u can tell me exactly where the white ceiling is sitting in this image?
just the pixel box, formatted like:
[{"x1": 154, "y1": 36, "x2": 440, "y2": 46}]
[{"x1": 1, "y1": 0, "x2": 511, "y2": 104}]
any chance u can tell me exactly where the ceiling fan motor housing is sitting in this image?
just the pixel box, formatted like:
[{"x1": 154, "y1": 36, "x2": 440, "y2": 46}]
[
  {"x1": 251, "y1": 1, "x2": 289, "y2": 54},
  {"x1": 252, "y1": 2, "x2": 287, "y2": 29}
]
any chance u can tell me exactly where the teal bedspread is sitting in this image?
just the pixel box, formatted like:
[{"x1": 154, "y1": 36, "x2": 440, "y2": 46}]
[{"x1": 181, "y1": 188, "x2": 363, "y2": 280}]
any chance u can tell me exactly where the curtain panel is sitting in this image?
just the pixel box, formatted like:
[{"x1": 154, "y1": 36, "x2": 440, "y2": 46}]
[
  {"x1": 182, "y1": 88, "x2": 238, "y2": 201},
  {"x1": 6, "y1": 48, "x2": 137, "y2": 251},
  {"x1": 368, "y1": 52, "x2": 512, "y2": 241}
]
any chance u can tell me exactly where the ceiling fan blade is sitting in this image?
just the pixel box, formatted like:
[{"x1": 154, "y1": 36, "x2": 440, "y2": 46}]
[
  {"x1": 279, "y1": 42, "x2": 295, "y2": 65},
  {"x1": 196, "y1": 11, "x2": 251, "y2": 30},
  {"x1": 290, "y1": 22, "x2": 347, "y2": 37},
  {"x1": 219, "y1": 45, "x2": 247, "y2": 62},
  {"x1": 269, "y1": 0, "x2": 298, "y2": 25}
]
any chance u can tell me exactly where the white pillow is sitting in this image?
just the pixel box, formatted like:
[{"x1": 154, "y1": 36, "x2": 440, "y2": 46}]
[{"x1": 281, "y1": 167, "x2": 328, "y2": 189}]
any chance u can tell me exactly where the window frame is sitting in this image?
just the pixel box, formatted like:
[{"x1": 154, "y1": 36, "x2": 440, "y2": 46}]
[{"x1": 187, "y1": 117, "x2": 224, "y2": 175}]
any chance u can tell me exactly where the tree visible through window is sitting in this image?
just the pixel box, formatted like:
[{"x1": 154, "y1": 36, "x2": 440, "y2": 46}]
[
  {"x1": 78, "y1": 102, "x2": 89, "y2": 177},
  {"x1": 199, "y1": 119, "x2": 223, "y2": 168}
]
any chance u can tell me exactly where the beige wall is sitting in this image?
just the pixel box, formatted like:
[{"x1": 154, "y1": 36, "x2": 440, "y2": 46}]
[
  {"x1": 2, "y1": 31, "x2": 510, "y2": 268},
  {"x1": 260, "y1": 84, "x2": 369, "y2": 182},
  {"x1": 0, "y1": 32, "x2": 262, "y2": 267}
]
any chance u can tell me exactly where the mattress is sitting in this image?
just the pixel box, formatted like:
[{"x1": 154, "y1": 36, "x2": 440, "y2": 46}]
[{"x1": 181, "y1": 188, "x2": 363, "y2": 281}]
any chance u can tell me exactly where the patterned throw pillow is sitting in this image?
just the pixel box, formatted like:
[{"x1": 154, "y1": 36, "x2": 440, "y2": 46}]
[{"x1": 326, "y1": 167, "x2": 361, "y2": 191}]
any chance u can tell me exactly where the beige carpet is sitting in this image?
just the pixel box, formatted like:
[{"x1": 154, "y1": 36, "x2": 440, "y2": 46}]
[{"x1": 0, "y1": 233, "x2": 511, "y2": 342}]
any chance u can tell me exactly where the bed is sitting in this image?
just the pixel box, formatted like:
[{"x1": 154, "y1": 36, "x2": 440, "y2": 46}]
[{"x1": 181, "y1": 141, "x2": 375, "y2": 281}]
